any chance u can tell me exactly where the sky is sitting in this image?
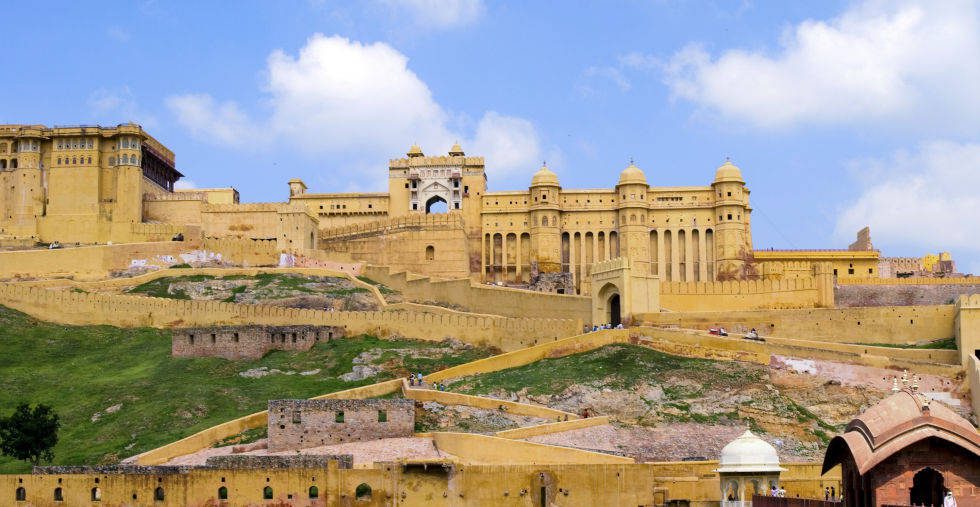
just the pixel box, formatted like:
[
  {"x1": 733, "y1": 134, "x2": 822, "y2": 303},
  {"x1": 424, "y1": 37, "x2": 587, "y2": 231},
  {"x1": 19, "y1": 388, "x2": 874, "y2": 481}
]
[{"x1": 3, "y1": 0, "x2": 979, "y2": 273}]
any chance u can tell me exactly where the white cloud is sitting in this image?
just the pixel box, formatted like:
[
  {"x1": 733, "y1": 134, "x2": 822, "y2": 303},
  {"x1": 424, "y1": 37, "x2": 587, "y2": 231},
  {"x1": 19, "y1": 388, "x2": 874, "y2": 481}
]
[
  {"x1": 166, "y1": 94, "x2": 257, "y2": 148},
  {"x1": 173, "y1": 179, "x2": 197, "y2": 190},
  {"x1": 664, "y1": 0, "x2": 980, "y2": 131},
  {"x1": 835, "y1": 141, "x2": 980, "y2": 272},
  {"x1": 167, "y1": 34, "x2": 543, "y2": 183},
  {"x1": 379, "y1": 0, "x2": 484, "y2": 28},
  {"x1": 88, "y1": 86, "x2": 157, "y2": 128}
]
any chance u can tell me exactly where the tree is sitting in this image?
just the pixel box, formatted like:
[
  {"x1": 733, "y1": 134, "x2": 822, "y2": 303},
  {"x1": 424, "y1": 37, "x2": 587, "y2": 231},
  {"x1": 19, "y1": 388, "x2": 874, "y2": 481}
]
[{"x1": 0, "y1": 403, "x2": 60, "y2": 466}]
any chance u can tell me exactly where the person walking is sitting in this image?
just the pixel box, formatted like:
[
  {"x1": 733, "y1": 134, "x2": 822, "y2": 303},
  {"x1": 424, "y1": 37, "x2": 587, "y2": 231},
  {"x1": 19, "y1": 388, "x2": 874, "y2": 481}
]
[{"x1": 944, "y1": 489, "x2": 957, "y2": 507}]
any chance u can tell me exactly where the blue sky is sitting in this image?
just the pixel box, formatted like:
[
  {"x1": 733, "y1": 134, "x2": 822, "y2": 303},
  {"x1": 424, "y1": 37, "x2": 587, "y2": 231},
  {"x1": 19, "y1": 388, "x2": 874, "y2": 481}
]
[{"x1": 3, "y1": 0, "x2": 979, "y2": 272}]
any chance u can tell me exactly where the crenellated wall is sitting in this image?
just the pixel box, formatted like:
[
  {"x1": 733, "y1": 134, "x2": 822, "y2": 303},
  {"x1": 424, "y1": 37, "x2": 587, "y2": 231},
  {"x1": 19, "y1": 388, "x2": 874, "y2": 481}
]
[
  {"x1": 363, "y1": 265, "x2": 593, "y2": 324},
  {"x1": 659, "y1": 277, "x2": 826, "y2": 311},
  {"x1": 172, "y1": 325, "x2": 345, "y2": 360},
  {"x1": 0, "y1": 284, "x2": 581, "y2": 351},
  {"x1": 638, "y1": 305, "x2": 957, "y2": 345}
]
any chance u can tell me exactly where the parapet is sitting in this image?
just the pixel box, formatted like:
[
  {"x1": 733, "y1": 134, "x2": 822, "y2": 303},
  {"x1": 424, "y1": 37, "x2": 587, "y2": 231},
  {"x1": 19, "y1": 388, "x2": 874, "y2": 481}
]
[{"x1": 204, "y1": 454, "x2": 353, "y2": 470}]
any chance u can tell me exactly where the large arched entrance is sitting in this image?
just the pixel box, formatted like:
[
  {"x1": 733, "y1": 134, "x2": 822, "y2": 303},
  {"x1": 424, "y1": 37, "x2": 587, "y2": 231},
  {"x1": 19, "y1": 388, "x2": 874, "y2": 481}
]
[
  {"x1": 425, "y1": 195, "x2": 448, "y2": 214},
  {"x1": 608, "y1": 294, "x2": 621, "y2": 326},
  {"x1": 910, "y1": 467, "x2": 944, "y2": 506}
]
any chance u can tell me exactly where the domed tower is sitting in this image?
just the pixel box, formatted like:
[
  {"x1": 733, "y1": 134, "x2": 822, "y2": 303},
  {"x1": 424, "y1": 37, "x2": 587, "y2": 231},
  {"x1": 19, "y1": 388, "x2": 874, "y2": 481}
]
[
  {"x1": 716, "y1": 430, "x2": 784, "y2": 502},
  {"x1": 711, "y1": 160, "x2": 751, "y2": 279},
  {"x1": 615, "y1": 161, "x2": 651, "y2": 271},
  {"x1": 529, "y1": 163, "x2": 563, "y2": 276}
]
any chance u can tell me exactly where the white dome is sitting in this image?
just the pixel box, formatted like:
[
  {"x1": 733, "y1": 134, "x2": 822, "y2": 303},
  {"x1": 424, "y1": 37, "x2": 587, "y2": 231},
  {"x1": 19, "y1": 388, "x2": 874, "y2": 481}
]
[{"x1": 716, "y1": 430, "x2": 783, "y2": 473}]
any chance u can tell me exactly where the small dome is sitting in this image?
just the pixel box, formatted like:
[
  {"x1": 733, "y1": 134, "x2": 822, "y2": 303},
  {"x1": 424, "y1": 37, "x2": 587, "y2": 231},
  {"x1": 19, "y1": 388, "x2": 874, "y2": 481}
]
[
  {"x1": 618, "y1": 162, "x2": 647, "y2": 186},
  {"x1": 714, "y1": 160, "x2": 744, "y2": 183},
  {"x1": 449, "y1": 142, "x2": 464, "y2": 156},
  {"x1": 716, "y1": 430, "x2": 783, "y2": 473},
  {"x1": 531, "y1": 164, "x2": 560, "y2": 187},
  {"x1": 407, "y1": 144, "x2": 424, "y2": 158}
]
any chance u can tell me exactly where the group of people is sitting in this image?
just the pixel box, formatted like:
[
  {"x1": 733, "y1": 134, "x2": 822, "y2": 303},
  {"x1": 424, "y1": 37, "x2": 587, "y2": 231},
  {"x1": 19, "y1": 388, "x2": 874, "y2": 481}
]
[
  {"x1": 587, "y1": 323, "x2": 625, "y2": 332},
  {"x1": 823, "y1": 486, "x2": 841, "y2": 502},
  {"x1": 407, "y1": 372, "x2": 449, "y2": 391}
]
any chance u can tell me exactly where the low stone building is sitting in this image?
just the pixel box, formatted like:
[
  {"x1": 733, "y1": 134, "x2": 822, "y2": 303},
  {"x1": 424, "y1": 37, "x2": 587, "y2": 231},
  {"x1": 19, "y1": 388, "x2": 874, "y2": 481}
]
[
  {"x1": 171, "y1": 325, "x2": 345, "y2": 360},
  {"x1": 822, "y1": 383, "x2": 980, "y2": 506},
  {"x1": 267, "y1": 399, "x2": 415, "y2": 452}
]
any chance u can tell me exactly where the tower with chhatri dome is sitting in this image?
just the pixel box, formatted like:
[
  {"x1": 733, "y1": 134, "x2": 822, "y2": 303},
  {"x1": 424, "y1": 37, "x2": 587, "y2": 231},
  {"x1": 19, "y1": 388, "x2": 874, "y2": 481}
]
[{"x1": 716, "y1": 429, "x2": 785, "y2": 504}]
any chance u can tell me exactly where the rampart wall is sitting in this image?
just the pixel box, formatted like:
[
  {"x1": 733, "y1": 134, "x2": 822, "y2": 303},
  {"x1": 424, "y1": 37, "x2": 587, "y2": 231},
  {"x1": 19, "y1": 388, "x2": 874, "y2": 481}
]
[
  {"x1": 364, "y1": 265, "x2": 593, "y2": 324},
  {"x1": 267, "y1": 399, "x2": 414, "y2": 452},
  {"x1": 659, "y1": 277, "x2": 829, "y2": 311},
  {"x1": 0, "y1": 284, "x2": 580, "y2": 351},
  {"x1": 836, "y1": 281, "x2": 980, "y2": 307},
  {"x1": 172, "y1": 325, "x2": 345, "y2": 360},
  {"x1": 638, "y1": 305, "x2": 956, "y2": 345},
  {"x1": 323, "y1": 216, "x2": 471, "y2": 279}
]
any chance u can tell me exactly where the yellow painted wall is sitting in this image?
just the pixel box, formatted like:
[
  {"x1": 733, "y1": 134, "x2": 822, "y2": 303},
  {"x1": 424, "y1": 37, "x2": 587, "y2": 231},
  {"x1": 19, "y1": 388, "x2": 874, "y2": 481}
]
[
  {"x1": 430, "y1": 432, "x2": 633, "y2": 465},
  {"x1": 639, "y1": 305, "x2": 956, "y2": 344},
  {"x1": 0, "y1": 241, "x2": 202, "y2": 280},
  {"x1": 659, "y1": 277, "x2": 829, "y2": 311},
  {"x1": 839, "y1": 276, "x2": 980, "y2": 285},
  {"x1": 364, "y1": 265, "x2": 593, "y2": 324},
  {"x1": 494, "y1": 416, "x2": 610, "y2": 439}
]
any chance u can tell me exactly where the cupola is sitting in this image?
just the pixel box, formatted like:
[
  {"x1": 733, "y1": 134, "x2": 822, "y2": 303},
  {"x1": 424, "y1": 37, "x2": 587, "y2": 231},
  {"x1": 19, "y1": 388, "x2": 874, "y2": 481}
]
[
  {"x1": 618, "y1": 161, "x2": 648, "y2": 186},
  {"x1": 449, "y1": 142, "x2": 464, "y2": 156},
  {"x1": 530, "y1": 163, "x2": 560, "y2": 187},
  {"x1": 407, "y1": 144, "x2": 424, "y2": 158},
  {"x1": 716, "y1": 430, "x2": 783, "y2": 473},
  {"x1": 714, "y1": 159, "x2": 744, "y2": 184}
]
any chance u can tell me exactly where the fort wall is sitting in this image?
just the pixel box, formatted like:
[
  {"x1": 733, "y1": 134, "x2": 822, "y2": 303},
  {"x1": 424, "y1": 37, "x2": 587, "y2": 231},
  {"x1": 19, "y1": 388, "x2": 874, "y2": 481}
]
[
  {"x1": 364, "y1": 265, "x2": 593, "y2": 323},
  {"x1": 267, "y1": 399, "x2": 414, "y2": 452},
  {"x1": 837, "y1": 281, "x2": 980, "y2": 307},
  {"x1": 659, "y1": 277, "x2": 827, "y2": 311},
  {"x1": 494, "y1": 416, "x2": 610, "y2": 440},
  {"x1": 638, "y1": 305, "x2": 956, "y2": 345},
  {"x1": 0, "y1": 284, "x2": 581, "y2": 350},
  {"x1": 323, "y1": 215, "x2": 471, "y2": 279},
  {"x1": 403, "y1": 383, "x2": 577, "y2": 420},
  {"x1": 0, "y1": 240, "x2": 202, "y2": 280}
]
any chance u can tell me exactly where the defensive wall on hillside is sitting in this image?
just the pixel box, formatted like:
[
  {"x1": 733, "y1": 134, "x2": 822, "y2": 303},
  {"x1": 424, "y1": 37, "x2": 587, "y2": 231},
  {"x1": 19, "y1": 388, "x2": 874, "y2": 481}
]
[
  {"x1": 0, "y1": 284, "x2": 581, "y2": 351},
  {"x1": 638, "y1": 305, "x2": 957, "y2": 345},
  {"x1": 363, "y1": 265, "x2": 594, "y2": 323}
]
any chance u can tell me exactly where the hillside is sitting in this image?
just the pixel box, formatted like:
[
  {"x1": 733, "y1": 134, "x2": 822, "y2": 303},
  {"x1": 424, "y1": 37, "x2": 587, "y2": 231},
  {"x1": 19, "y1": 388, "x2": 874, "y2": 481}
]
[
  {"x1": 448, "y1": 344, "x2": 890, "y2": 461},
  {"x1": 0, "y1": 305, "x2": 491, "y2": 473}
]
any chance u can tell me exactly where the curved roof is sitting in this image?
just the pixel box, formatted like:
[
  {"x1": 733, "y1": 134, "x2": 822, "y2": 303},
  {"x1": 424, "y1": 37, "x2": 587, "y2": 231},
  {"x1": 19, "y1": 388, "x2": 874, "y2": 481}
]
[
  {"x1": 617, "y1": 162, "x2": 648, "y2": 186},
  {"x1": 716, "y1": 430, "x2": 784, "y2": 473},
  {"x1": 714, "y1": 160, "x2": 744, "y2": 184},
  {"x1": 822, "y1": 389, "x2": 980, "y2": 475},
  {"x1": 530, "y1": 164, "x2": 560, "y2": 187},
  {"x1": 407, "y1": 144, "x2": 424, "y2": 157}
]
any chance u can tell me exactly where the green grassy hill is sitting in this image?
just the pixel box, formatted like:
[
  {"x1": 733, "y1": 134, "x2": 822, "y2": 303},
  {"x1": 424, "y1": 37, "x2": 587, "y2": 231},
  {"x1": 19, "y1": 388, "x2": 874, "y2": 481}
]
[{"x1": 0, "y1": 305, "x2": 490, "y2": 473}]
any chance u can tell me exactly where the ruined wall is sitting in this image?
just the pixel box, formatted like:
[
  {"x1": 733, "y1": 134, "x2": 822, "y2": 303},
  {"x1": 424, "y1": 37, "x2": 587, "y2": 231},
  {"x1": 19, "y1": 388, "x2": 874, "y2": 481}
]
[
  {"x1": 267, "y1": 399, "x2": 414, "y2": 452},
  {"x1": 364, "y1": 265, "x2": 593, "y2": 324},
  {"x1": 836, "y1": 279, "x2": 980, "y2": 307},
  {"x1": 172, "y1": 325, "x2": 345, "y2": 360},
  {"x1": 0, "y1": 284, "x2": 580, "y2": 351},
  {"x1": 638, "y1": 305, "x2": 956, "y2": 345}
]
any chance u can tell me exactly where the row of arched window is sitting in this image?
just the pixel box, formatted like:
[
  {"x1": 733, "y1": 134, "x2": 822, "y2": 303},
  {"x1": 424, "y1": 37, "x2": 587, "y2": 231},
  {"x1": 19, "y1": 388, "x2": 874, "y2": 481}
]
[
  {"x1": 56, "y1": 138, "x2": 94, "y2": 150},
  {"x1": 14, "y1": 484, "x2": 372, "y2": 502},
  {"x1": 0, "y1": 159, "x2": 16, "y2": 169},
  {"x1": 56, "y1": 156, "x2": 92, "y2": 166}
]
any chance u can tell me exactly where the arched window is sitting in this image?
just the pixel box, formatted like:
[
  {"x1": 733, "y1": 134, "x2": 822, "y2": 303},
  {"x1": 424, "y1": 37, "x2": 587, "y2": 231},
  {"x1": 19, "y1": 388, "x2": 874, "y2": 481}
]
[
  {"x1": 54, "y1": 487, "x2": 63, "y2": 501},
  {"x1": 425, "y1": 245, "x2": 435, "y2": 260},
  {"x1": 308, "y1": 486, "x2": 319, "y2": 498},
  {"x1": 542, "y1": 216, "x2": 548, "y2": 226},
  {"x1": 335, "y1": 410, "x2": 344, "y2": 423},
  {"x1": 87, "y1": 157, "x2": 92, "y2": 164},
  {"x1": 15, "y1": 487, "x2": 26, "y2": 501},
  {"x1": 11, "y1": 159, "x2": 17, "y2": 169},
  {"x1": 217, "y1": 486, "x2": 228, "y2": 500},
  {"x1": 130, "y1": 154, "x2": 137, "y2": 165},
  {"x1": 72, "y1": 157, "x2": 77, "y2": 165},
  {"x1": 355, "y1": 483, "x2": 372, "y2": 500},
  {"x1": 263, "y1": 486, "x2": 273, "y2": 499},
  {"x1": 154, "y1": 487, "x2": 164, "y2": 501},
  {"x1": 1, "y1": 160, "x2": 6, "y2": 169},
  {"x1": 91, "y1": 487, "x2": 102, "y2": 501}
]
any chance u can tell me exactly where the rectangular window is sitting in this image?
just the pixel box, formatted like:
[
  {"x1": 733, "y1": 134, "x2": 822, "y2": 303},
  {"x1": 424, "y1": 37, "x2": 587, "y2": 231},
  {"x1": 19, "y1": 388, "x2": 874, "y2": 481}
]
[
  {"x1": 292, "y1": 410, "x2": 302, "y2": 424},
  {"x1": 335, "y1": 411, "x2": 345, "y2": 423},
  {"x1": 377, "y1": 410, "x2": 387, "y2": 423},
  {"x1": 848, "y1": 268, "x2": 855, "y2": 275}
]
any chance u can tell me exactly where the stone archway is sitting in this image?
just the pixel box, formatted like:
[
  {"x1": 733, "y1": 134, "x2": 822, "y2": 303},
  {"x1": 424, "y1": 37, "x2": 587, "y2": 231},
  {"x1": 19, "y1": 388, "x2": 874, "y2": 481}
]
[
  {"x1": 910, "y1": 467, "x2": 944, "y2": 506},
  {"x1": 594, "y1": 282, "x2": 622, "y2": 327},
  {"x1": 425, "y1": 195, "x2": 448, "y2": 214}
]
